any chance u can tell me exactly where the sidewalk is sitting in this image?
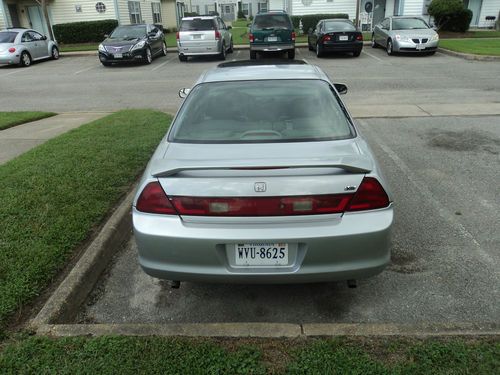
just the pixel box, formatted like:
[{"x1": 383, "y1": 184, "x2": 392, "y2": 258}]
[{"x1": 0, "y1": 112, "x2": 111, "y2": 165}]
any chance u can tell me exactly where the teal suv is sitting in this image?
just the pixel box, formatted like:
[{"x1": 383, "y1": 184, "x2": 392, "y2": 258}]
[{"x1": 248, "y1": 11, "x2": 295, "y2": 59}]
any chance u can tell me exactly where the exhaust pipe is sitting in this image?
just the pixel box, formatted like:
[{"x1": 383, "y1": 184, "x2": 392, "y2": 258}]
[{"x1": 347, "y1": 279, "x2": 357, "y2": 288}]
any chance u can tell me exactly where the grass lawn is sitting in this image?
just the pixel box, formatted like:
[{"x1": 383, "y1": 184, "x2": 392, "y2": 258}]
[
  {"x1": 59, "y1": 43, "x2": 98, "y2": 52},
  {"x1": 0, "y1": 112, "x2": 56, "y2": 131},
  {"x1": 0, "y1": 110, "x2": 171, "y2": 335},
  {"x1": 439, "y1": 38, "x2": 500, "y2": 56},
  {"x1": 0, "y1": 336, "x2": 498, "y2": 373}
]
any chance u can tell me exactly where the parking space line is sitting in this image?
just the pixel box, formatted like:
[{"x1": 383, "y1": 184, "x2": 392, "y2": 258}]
[
  {"x1": 0, "y1": 68, "x2": 25, "y2": 77},
  {"x1": 151, "y1": 57, "x2": 173, "y2": 71},
  {"x1": 362, "y1": 50, "x2": 384, "y2": 62},
  {"x1": 74, "y1": 65, "x2": 97, "y2": 75}
]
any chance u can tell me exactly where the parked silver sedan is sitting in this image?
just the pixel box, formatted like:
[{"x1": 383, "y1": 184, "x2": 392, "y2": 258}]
[
  {"x1": 0, "y1": 28, "x2": 59, "y2": 67},
  {"x1": 133, "y1": 61, "x2": 393, "y2": 286},
  {"x1": 372, "y1": 16, "x2": 439, "y2": 55}
]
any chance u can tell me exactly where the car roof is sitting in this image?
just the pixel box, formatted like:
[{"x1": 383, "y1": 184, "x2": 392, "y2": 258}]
[
  {"x1": 197, "y1": 61, "x2": 329, "y2": 84},
  {"x1": 181, "y1": 16, "x2": 217, "y2": 20},
  {"x1": 322, "y1": 19, "x2": 352, "y2": 22},
  {"x1": 390, "y1": 16, "x2": 424, "y2": 19},
  {"x1": 1, "y1": 28, "x2": 28, "y2": 33}
]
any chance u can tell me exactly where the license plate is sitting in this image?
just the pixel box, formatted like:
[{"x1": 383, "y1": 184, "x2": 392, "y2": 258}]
[
  {"x1": 416, "y1": 44, "x2": 425, "y2": 50},
  {"x1": 193, "y1": 34, "x2": 202, "y2": 39},
  {"x1": 267, "y1": 36, "x2": 278, "y2": 42},
  {"x1": 114, "y1": 53, "x2": 123, "y2": 58},
  {"x1": 339, "y1": 35, "x2": 348, "y2": 41},
  {"x1": 235, "y1": 243, "x2": 288, "y2": 266}
]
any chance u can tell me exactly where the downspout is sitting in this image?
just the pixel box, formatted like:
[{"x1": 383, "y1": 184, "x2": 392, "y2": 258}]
[
  {"x1": 1, "y1": 0, "x2": 10, "y2": 28},
  {"x1": 113, "y1": 0, "x2": 120, "y2": 24}
]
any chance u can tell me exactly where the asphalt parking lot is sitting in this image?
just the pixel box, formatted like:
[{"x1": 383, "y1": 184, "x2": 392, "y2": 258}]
[
  {"x1": 3, "y1": 46, "x2": 499, "y2": 327},
  {"x1": 77, "y1": 114, "x2": 499, "y2": 325},
  {"x1": 1, "y1": 47, "x2": 500, "y2": 113}
]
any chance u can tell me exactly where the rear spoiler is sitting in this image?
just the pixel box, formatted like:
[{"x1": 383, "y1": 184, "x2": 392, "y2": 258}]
[{"x1": 151, "y1": 157, "x2": 372, "y2": 177}]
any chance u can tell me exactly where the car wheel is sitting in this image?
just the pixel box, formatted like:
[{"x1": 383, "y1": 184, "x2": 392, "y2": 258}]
[
  {"x1": 386, "y1": 39, "x2": 393, "y2": 55},
  {"x1": 371, "y1": 34, "x2": 377, "y2": 48},
  {"x1": 316, "y1": 43, "x2": 323, "y2": 58},
  {"x1": 250, "y1": 50, "x2": 257, "y2": 59},
  {"x1": 228, "y1": 39, "x2": 234, "y2": 53},
  {"x1": 179, "y1": 54, "x2": 188, "y2": 62},
  {"x1": 219, "y1": 43, "x2": 226, "y2": 60},
  {"x1": 287, "y1": 49, "x2": 295, "y2": 59},
  {"x1": 161, "y1": 42, "x2": 167, "y2": 56},
  {"x1": 19, "y1": 51, "x2": 32, "y2": 67},
  {"x1": 144, "y1": 47, "x2": 153, "y2": 64},
  {"x1": 51, "y1": 46, "x2": 60, "y2": 60},
  {"x1": 353, "y1": 50, "x2": 361, "y2": 57}
]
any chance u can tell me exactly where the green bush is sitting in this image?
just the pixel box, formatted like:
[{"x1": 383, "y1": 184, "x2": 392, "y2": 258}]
[
  {"x1": 53, "y1": 19, "x2": 118, "y2": 44},
  {"x1": 290, "y1": 14, "x2": 349, "y2": 34},
  {"x1": 428, "y1": 0, "x2": 473, "y2": 32}
]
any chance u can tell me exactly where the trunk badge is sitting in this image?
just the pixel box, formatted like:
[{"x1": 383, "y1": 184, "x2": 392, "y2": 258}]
[
  {"x1": 254, "y1": 182, "x2": 266, "y2": 192},
  {"x1": 344, "y1": 185, "x2": 357, "y2": 191}
]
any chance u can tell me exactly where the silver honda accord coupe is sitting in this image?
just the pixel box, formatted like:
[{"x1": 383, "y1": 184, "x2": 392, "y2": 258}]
[{"x1": 133, "y1": 61, "x2": 393, "y2": 286}]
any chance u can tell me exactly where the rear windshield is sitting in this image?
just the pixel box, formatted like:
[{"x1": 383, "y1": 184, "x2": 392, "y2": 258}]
[
  {"x1": 324, "y1": 21, "x2": 356, "y2": 32},
  {"x1": 109, "y1": 25, "x2": 146, "y2": 39},
  {"x1": 253, "y1": 14, "x2": 292, "y2": 30},
  {"x1": 180, "y1": 19, "x2": 216, "y2": 31},
  {"x1": 392, "y1": 18, "x2": 429, "y2": 30},
  {"x1": 0, "y1": 32, "x2": 17, "y2": 43},
  {"x1": 170, "y1": 80, "x2": 354, "y2": 143}
]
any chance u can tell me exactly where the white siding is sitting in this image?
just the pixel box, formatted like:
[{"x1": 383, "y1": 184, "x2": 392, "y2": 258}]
[
  {"x1": 160, "y1": 0, "x2": 177, "y2": 29},
  {"x1": 478, "y1": 0, "x2": 500, "y2": 27},
  {"x1": 269, "y1": 0, "x2": 284, "y2": 10},
  {"x1": 50, "y1": 0, "x2": 117, "y2": 24},
  {"x1": 291, "y1": 0, "x2": 356, "y2": 17},
  {"x1": 403, "y1": 0, "x2": 424, "y2": 16}
]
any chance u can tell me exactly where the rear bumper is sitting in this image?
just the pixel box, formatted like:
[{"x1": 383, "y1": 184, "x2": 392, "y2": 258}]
[
  {"x1": 177, "y1": 41, "x2": 221, "y2": 56},
  {"x1": 0, "y1": 53, "x2": 20, "y2": 65},
  {"x1": 321, "y1": 41, "x2": 363, "y2": 52},
  {"x1": 250, "y1": 43, "x2": 295, "y2": 52},
  {"x1": 133, "y1": 206, "x2": 393, "y2": 284}
]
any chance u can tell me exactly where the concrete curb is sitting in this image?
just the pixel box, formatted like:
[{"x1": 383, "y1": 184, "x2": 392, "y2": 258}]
[
  {"x1": 438, "y1": 47, "x2": 500, "y2": 61},
  {"x1": 29, "y1": 189, "x2": 134, "y2": 329},
  {"x1": 36, "y1": 322, "x2": 499, "y2": 338}
]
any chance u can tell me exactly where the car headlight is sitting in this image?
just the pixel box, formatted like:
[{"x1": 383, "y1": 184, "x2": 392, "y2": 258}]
[
  {"x1": 98, "y1": 44, "x2": 106, "y2": 52},
  {"x1": 131, "y1": 41, "x2": 146, "y2": 51},
  {"x1": 431, "y1": 33, "x2": 439, "y2": 41}
]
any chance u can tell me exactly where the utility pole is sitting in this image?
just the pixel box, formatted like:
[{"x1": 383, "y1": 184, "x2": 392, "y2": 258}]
[{"x1": 355, "y1": 0, "x2": 360, "y2": 29}]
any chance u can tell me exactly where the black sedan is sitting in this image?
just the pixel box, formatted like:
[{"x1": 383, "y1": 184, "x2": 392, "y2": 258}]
[
  {"x1": 98, "y1": 24, "x2": 167, "y2": 66},
  {"x1": 308, "y1": 19, "x2": 363, "y2": 58}
]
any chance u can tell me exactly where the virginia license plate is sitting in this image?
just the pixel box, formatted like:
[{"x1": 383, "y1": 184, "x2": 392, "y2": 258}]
[
  {"x1": 339, "y1": 35, "x2": 348, "y2": 41},
  {"x1": 267, "y1": 36, "x2": 278, "y2": 42},
  {"x1": 114, "y1": 53, "x2": 123, "y2": 58},
  {"x1": 235, "y1": 243, "x2": 288, "y2": 266}
]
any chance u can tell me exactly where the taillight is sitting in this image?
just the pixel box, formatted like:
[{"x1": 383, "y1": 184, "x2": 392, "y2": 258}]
[
  {"x1": 249, "y1": 33, "x2": 254, "y2": 43},
  {"x1": 136, "y1": 182, "x2": 178, "y2": 215},
  {"x1": 8, "y1": 47, "x2": 16, "y2": 53},
  {"x1": 322, "y1": 35, "x2": 331, "y2": 42},
  {"x1": 356, "y1": 34, "x2": 363, "y2": 41},
  {"x1": 291, "y1": 32, "x2": 296, "y2": 41},
  {"x1": 215, "y1": 30, "x2": 221, "y2": 40},
  {"x1": 346, "y1": 177, "x2": 390, "y2": 212},
  {"x1": 176, "y1": 31, "x2": 179, "y2": 40},
  {"x1": 170, "y1": 194, "x2": 352, "y2": 216}
]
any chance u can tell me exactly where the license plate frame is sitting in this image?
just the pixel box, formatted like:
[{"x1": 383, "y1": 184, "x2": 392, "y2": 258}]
[
  {"x1": 193, "y1": 34, "x2": 202, "y2": 39},
  {"x1": 339, "y1": 35, "x2": 349, "y2": 41},
  {"x1": 416, "y1": 44, "x2": 425, "y2": 50},
  {"x1": 114, "y1": 53, "x2": 123, "y2": 58},
  {"x1": 267, "y1": 36, "x2": 278, "y2": 42},
  {"x1": 235, "y1": 243, "x2": 288, "y2": 266}
]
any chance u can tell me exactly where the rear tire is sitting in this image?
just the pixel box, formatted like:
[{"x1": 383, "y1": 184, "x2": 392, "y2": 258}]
[
  {"x1": 178, "y1": 54, "x2": 187, "y2": 62},
  {"x1": 287, "y1": 49, "x2": 295, "y2": 59},
  {"x1": 353, "y1": 50, "x2": 361, "y2": 57},
  {"x1": 316, "y1": 43, "x2": 323, "y2": 58},
  {"x1": 219, "y1": 43, "x2": 226, "y2": 60},
  {"x1": 51, "y1": 46, "x2": 60, "y2": 60},
  {"x1": 144, "y1": 47, "x2": 153, "y2": 64},
  {"x1": 19, "y1": 51, "x2": 32, "y2": 67},
  {"x1": 250, "y1": 50, "x2": 257, "y2": 59}
]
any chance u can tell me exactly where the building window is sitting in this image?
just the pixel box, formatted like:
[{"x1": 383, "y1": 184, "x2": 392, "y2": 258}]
[
  {"x1": 128, "y1": 1, "x2": 142, "y2": 24},
  {"x1": 95, "y1": 2, "x2": 106, "y2": 13},
  {"x1": 242, "y1": 3, "x2": 249, "y2": 16},
  {"x1": 151, "y1": 2, "x2": 162, "y2": 23},
  {"x1": 258, "y1": 2, "x2": 268, "y2": 12}
]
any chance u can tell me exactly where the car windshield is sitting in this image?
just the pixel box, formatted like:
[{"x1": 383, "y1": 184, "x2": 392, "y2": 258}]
[
  {"x1": 170, "y1": 80, "x2": 354, "y2": 143},
  {"x1": 324, "y1": 21, "x2": 356, "y2": 32},
  {"x1": 253, "y1": 14, "x2": 292, "y2": 30},
  {"x1": 180, "y1": 19, "x2": 216, "y2": 31},
  {"x1": 0, "y1": 31, "x2": 18, "y2": 43},
  {"x1": 392, "y1": 18, "x2": 429, "y2": 30},
  {"x1": 109, "y1": 25, "x2": 146, "y2": 39}
]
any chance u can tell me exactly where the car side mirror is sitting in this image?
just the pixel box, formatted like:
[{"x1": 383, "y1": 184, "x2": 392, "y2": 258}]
[
  {"x1": 178, "y1": 88, "x2": 191, "y2": 98},
  {"x1": 334, "y1": 83, "x2": 348, "y2": 95},
  {"x1": 42, "y1": 35, "x2": 47, "y2": 40}
]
